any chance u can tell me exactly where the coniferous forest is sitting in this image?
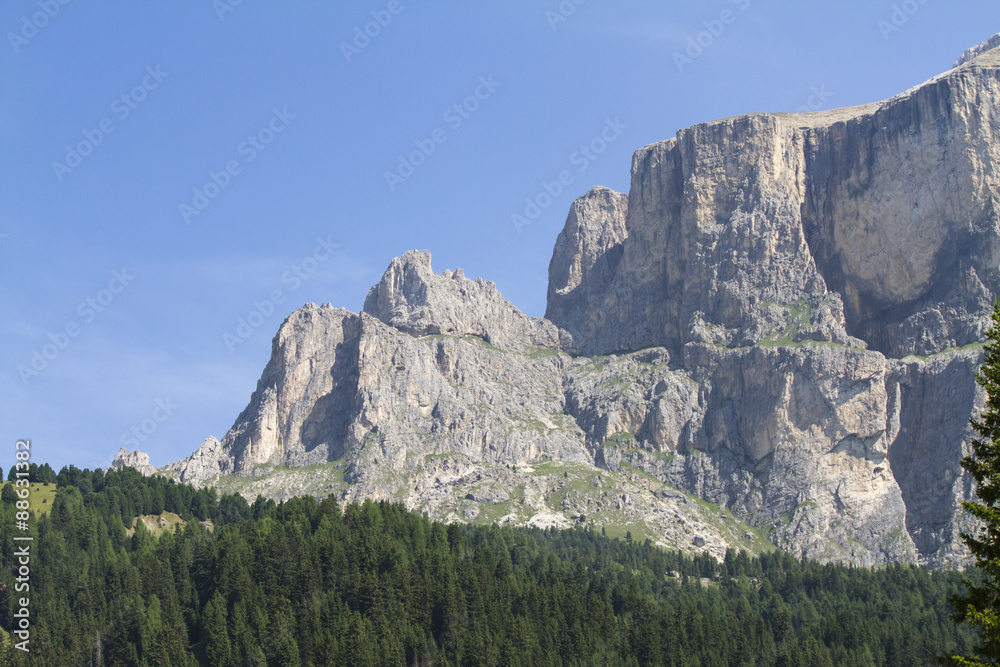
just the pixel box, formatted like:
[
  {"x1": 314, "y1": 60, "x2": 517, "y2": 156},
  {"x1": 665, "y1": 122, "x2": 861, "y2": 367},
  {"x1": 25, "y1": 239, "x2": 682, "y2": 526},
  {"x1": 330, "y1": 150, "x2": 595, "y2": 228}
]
[{"x1": 0, "y1": 467, "x2": 979, "y2": 666}]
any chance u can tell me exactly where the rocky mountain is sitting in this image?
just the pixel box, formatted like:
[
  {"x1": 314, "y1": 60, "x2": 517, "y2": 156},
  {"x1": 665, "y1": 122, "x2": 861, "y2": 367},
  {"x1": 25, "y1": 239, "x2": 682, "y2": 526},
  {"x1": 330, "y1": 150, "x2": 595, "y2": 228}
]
[
  {"x1": 110, "y1": 447, "x2": 157, "y2": 477},
  {"x1": 135, "y1": 37, "x2": 1000, "y2": 568}
]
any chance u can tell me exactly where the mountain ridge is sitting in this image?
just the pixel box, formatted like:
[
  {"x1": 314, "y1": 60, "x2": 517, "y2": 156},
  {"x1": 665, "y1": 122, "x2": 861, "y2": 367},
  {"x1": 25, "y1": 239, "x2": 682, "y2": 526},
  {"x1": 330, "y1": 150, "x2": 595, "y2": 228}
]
[{"x1": 114, "y1": 35, "x2": 1000, "y2": 568}]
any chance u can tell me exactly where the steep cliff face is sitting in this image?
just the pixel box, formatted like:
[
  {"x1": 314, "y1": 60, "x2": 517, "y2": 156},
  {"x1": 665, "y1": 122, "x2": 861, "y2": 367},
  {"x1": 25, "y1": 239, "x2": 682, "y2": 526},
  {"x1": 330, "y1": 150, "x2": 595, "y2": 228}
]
[
  {"x1": 534, "y1": 43, "x2": 998, "y2": 565},
  {"x1": 156, "y1": 39, "x2": 1000, "y2": 568},
  {"x1": 216, "y1": 306, "x2": 364, "y2": 473},
  {"x1": 887, "y1": 349, "x2": 985, "y2": 569},
  {"x1": 802, "y1": 58, "x2": 1000, "y2": 357},
  {"x1": 556, "y1": 342, "x2": 918, "y2": 565},
  {"x1": 546, "y1": 187, "x2": 629, "y2": 351},
  {"x1": 170, "y1": 290, "x2": 591, "y2": 485},
  {"x1": 547, "y1": 48, "x2": 1000, "y2": 358}
]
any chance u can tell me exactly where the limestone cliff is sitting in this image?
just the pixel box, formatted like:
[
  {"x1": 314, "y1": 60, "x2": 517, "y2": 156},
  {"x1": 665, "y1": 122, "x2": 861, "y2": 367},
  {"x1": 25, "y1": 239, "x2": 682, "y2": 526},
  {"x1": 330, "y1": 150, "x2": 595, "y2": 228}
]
[
  {"x1": 153, "y1": 38, "x2": 1000, "y2": 568},
  {"x1": 547, "y1": 47, "x2": 1000, "y2": 358}
]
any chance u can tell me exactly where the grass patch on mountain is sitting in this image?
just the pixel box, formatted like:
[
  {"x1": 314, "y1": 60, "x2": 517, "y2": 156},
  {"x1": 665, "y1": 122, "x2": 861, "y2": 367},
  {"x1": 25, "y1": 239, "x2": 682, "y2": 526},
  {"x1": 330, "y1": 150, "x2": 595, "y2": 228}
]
[
  {"x1": 548, "y1": 411, "x2": 584, "y2": 433},
  {"x1": 595, "y1": 515, "x2": 659, "y2": 546},
  {"x1": 515, "y1": 417, "x2": 549, "y2": 434},
  {"x1": 0, "y1": 481, "x2": 57, "y2": 516},
  {"x1": 757, "y1": 301, "x2": 809, "y2": 347},
  {"x1": 527, "y1": 347, "x2": 565, "y2": 360},
  {"x1": 472, "y1": 484, "x2": 526, "y2": 524},
  {"x1": 467, "y1": 335, "x2": 510, "y2": 353},
  {"x1": 902, "y1": 340, "x2": 984, "y2": 361},
  {"x1": 606, "y1": 432, "x2": 638, "y2": 447},
  {"x1": 210, "y1": 461, "x2": 348, "y2": 500},
  {"x1": 126, "y1": 511, "x2": 186, "y2": 537}
]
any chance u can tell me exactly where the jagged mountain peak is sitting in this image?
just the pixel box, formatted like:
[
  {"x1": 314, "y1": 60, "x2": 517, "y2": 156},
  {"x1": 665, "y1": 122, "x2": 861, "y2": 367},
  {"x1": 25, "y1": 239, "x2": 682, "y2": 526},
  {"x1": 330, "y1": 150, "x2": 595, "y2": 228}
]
[
  {"x1": 954, "y1": 31, "x2": 1000, "y2": 68},
  {"x1": 111, "y1": 447, "x2": 157, "y2": 476},
  {"x1": 147, "y1": 47, "x2": 1000, "y2": 569},
  {"x1": 363, "y1": 249, "x2": 572, "y2": 352}
]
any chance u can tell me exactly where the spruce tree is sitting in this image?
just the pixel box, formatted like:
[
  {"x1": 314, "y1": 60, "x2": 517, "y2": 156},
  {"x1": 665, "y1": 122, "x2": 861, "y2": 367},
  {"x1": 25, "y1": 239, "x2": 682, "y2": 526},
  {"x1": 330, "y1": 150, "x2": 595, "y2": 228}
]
[
  {"x1": 952, "y1": 299, "x2": 1000, "y2": 665},
  {"x1": 204, "y1": 592, "x2": 232, "y2": 666}
]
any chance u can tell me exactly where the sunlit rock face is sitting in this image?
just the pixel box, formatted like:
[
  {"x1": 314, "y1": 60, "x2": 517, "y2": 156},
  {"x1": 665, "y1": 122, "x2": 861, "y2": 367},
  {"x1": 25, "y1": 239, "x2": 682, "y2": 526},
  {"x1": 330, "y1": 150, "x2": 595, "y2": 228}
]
[{"x1": 157, "y1": 39, "x2": 1000, "y2": 568}]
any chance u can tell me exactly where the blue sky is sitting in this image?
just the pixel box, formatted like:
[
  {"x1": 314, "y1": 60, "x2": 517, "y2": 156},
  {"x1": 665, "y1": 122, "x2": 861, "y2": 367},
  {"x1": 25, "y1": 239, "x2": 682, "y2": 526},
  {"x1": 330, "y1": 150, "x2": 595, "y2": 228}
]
[{"x1": 1, "y1": 1, "x2": 997, "y2": 472}]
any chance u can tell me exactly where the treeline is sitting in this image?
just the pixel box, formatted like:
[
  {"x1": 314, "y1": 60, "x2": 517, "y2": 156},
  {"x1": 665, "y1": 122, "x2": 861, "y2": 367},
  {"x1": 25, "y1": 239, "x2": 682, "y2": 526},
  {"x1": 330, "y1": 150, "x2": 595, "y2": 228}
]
[
  {"x1": 0, "y1": 466, "x2": 979, "y2": 665},
  {"x1": 4, "y1": 463, "x2": 58, "y2": 485}
]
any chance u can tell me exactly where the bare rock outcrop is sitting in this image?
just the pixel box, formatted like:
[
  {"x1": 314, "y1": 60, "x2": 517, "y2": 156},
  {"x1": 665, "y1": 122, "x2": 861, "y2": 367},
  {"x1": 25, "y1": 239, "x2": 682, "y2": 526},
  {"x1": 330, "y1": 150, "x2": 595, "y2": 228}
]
[
  {"x1": 887, "y1": 348, "x2": 985, "y2": 569},
  {"x1": 547, "y1": 46, "x2": 1000, "y2": 359},
  {"x1": 955, "y1": 32, "x2": 1000, "y2": 68},
  {"x1": 163, "y1": 436, "x2": 224, "y2": 482},
  {"x1": 557, "y1": 342, "x2": 917, "y2": 565},
  {"x1": 154, "y1": 39, "x2": 1000, "y2": 569},
  {"x1": 111, "y1": 448, "x2": 157, "y2": 476},
  {"x1": 546, "y1": 186, "x2": 629, "y2": 351},
  {"x1": 169, "y1": 274, "x2": 589, "y2": 486},
  {"x1": 364, "y1": 249, "x2": 572, "y2": 352}
]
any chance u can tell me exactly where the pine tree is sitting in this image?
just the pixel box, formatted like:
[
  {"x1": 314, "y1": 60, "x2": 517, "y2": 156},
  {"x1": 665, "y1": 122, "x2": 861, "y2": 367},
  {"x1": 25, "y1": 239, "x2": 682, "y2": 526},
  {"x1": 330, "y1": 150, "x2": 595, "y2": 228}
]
[
  {"x1": 952, "y1": 299, "x2": 1000, "y2": 665},
  {"x1": 204, "y1": 591, "x2": 232, "y2": 666}
]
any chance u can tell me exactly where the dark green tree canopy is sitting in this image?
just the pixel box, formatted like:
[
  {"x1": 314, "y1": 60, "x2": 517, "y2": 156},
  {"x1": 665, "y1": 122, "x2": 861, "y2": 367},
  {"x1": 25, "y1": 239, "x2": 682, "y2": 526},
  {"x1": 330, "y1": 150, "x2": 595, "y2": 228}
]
[
  {"x1": 952, "y1": 299, "x2": 1000, "y2": 665},
  {"x1": 0, "y1": 463, "x2": 979, "y2": 665}
]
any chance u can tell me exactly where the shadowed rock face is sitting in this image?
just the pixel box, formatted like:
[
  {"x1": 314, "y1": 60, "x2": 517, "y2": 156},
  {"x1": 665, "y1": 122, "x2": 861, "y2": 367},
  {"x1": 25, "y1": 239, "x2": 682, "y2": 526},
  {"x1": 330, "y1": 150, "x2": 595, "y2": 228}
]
[
  {"x1": 548, "y1": 48, "x2": 1000, "y2": 359},
  {"x1": 802, "y1": 62, "x2": 1000, "y2": 358},
  {"x1": 886, "y1": 350, "x2": 984, "y2": 569},
  {"x1": 158, "y1": 38, "x2": 1000, "y2": 568},
  {"x1": 545, "y1": 186, "x2": 629, "y2": 351},
  {"x1": 170, "y1": 298, "x2": 591, "y2": 481}
]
